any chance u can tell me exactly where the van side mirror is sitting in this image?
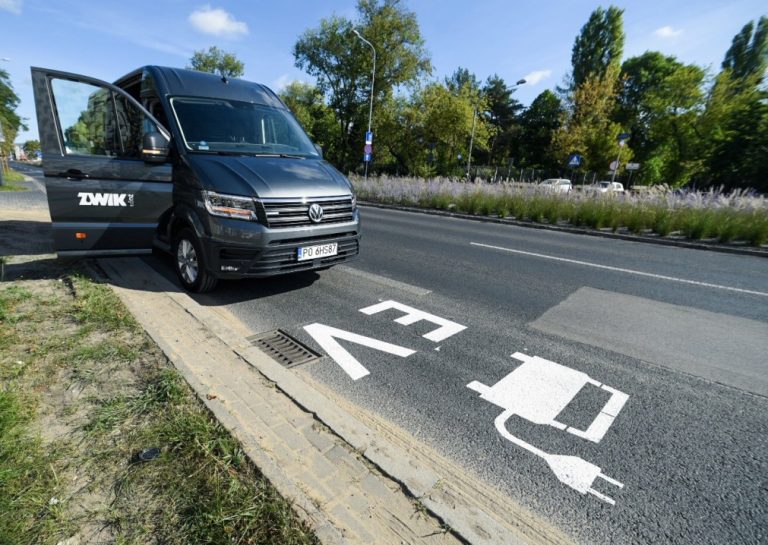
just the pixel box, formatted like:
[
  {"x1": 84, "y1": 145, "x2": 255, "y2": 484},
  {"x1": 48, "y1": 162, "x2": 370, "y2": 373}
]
[
  {"x1": 142, "y1": 132, "x2": 170, "y2": 163},
  {"x1": 314, "y1": 143, "x2": 323, "y2": 158}
]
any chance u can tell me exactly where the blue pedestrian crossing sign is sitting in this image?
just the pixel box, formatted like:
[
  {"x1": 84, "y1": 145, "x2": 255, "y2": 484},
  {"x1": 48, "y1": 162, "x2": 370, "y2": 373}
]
[
  {"x1": 364, "y1": 153, "x2": 372, "y2": 162},
  {"x1": 568, "y1": 154, "x2": 582, "y2": 168}
]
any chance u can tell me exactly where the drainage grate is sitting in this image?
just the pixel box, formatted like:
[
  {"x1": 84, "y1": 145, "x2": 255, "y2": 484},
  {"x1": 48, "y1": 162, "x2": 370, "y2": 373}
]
[{"x1": 247, "y1": 329, "x2": 321, "y2": 368}]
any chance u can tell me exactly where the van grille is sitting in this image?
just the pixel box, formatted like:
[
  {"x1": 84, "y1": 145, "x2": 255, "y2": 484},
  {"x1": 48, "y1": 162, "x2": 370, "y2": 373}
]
[{"x1": 255, "y1": 196, "x2": 354, "y2": 228}]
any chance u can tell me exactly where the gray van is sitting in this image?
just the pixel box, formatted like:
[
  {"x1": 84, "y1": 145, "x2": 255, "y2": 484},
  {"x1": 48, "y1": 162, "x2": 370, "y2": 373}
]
[{"x1": 31, "y1": 66, "x2": 360, "y2": 292}]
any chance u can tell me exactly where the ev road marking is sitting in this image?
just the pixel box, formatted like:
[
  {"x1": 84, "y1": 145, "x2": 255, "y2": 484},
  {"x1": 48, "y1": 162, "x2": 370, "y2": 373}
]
[
  {"x1": 304, "y1": 300, "x2": 466, "y2": 380},
  {"x1": 303, "y1": 299, "x2": 629, "y2": 504},
  {"x1": 471, "y1": 242, "x2": 768, "y2": 297},
  {"x1": 359, "y1": 300, "x2": 467, "y2": 342},
  {"x1": 302, "y1": 324, "x2": 414, "y2": 380},
  {"x1": 468, "y1": 352, "x2": 629, "y2": 505}
]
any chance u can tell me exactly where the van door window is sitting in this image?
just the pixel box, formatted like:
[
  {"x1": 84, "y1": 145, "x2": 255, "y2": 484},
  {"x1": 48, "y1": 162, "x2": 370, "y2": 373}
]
[
  {"x1": 51, "y1": 79, "x2": 119, "y2": 156},
  {"x1": 50, "y1": 78, "x2": 159, "y2": 159}
]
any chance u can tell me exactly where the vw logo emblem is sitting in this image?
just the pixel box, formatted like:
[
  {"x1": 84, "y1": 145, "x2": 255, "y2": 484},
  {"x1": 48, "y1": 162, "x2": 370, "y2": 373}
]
[{"x1": 308, "y1": 203, "x2": 324, "y2": 223}]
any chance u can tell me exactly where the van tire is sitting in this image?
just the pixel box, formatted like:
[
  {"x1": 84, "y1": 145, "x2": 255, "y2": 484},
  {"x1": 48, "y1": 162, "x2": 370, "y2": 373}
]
[{"x1": 173, "y1": 228, "x2": 218, "y2": 293}]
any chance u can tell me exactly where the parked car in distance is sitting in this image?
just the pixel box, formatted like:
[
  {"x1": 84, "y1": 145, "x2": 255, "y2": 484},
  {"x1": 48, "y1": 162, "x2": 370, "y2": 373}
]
[
  {"x1": 592, "y1": 181, "x2": 625, "y2": 193},
  {"x1": 539, "y1": 178, "x2": 572, "y2": 194}
]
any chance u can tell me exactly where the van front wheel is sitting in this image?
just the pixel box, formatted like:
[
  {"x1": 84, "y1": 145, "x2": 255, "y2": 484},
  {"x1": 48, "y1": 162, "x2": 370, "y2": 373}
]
[{"x1": 173, "y1": 228, "x2": 218, "y2": 293}]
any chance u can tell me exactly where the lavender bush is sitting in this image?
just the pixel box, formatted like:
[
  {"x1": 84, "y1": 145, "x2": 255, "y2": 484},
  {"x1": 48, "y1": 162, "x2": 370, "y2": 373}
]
[{"x1": 351, "y1": 175, "x2": 768, "y2": 247}]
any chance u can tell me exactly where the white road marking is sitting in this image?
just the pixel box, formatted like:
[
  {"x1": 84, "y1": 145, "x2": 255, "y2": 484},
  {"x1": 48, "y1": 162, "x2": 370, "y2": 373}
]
[
  {"x1": 303, "y1": 323, "x2": 415, "y2": 380},
  {"x1": 467, "y1": 352, "x2": 628, "y2": 505},
  {"x1": 470, "y1": 242, "x2": 768, "y2": 297},
  {"x1": 360, "y1": 300, "x2": 467, "y2": 342}
]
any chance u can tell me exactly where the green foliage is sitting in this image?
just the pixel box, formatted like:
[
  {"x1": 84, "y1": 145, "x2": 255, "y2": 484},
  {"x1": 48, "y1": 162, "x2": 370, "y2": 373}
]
[
  {"x1": 0, "y1": 391, "x2": 60, "y2": 545},
  {"x1": 0, "y1": 68, "x2": 23, "y2": 162},
  {"x1": 519, "y1": 90, "x2": 563, "y2": 169},
  {"x1": 188, "y1": 46, "x2": 245, "y2": 78},
  {"x1": 570, "y1": 6, "x2": 625, "y2": 89},
  {"x1": 722, "y1": 17, "x2": 768, "y2": 80},
  {"x1": 69, "y1": 275, "x2": 139, "y2": 332},
  {"x1": 553, "y1": 65, "x2": 631, "y2": 173},
  {"x1": 293, "y1": 0, "x2": 431, "y2": 172},
  {"x1": 279, "y1": 81, "x2": 337, "y2": 154},
  {"x1": 22, "y1": 139, "x2": 40, "y2": 155},
  {"x1": 480, "y1": 74, "x2": 524, "y2": 166}
]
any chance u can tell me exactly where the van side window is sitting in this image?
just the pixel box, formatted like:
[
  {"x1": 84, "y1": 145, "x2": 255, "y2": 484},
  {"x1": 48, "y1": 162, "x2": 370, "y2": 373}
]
[{"x1": 50, "y1": 78, "x2": 156, "y2": 159}]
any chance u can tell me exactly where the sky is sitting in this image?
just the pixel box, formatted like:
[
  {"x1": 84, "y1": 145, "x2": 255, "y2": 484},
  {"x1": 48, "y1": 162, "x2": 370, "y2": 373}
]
[{"x1": 1, "y1": 0, "x2": 766, "y2": 143}]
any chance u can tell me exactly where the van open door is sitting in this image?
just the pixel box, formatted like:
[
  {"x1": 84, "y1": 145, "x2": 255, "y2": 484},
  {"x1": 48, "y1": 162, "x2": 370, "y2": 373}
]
[{"x1": 31, "y1": 67, "x2": 172, "y2": 256}]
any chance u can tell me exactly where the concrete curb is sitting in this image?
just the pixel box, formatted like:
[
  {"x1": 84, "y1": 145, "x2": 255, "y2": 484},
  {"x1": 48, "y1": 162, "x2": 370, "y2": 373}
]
[
  {"x1": 360, "y1": 202, "x2": 768, "y2": 259},
  {"x1": 96, "y1": 258, "x2": 570, "y2": 545}
]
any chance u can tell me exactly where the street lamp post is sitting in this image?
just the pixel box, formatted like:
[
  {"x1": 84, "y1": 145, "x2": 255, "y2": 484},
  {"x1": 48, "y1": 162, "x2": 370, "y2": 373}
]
[
  {"x1": 467, "y1": 78, "x2": 525, "y2": 181},
  {"x1": 0, "y1": 57, "x2": 9, "y2": 187},
  {"x1": 352, "y1": 29, "x2": 376, "y2": 181}
]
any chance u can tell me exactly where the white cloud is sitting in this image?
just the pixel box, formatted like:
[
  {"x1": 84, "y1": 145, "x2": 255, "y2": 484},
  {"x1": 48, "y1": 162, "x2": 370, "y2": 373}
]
[
  {"x1": 0, "y1": 0, "x2": 22, "y2": 15},
  {"x1": 189, "y1": 5, "x2": 248, "y2": 37},
  {"x1": 655, "y1": 26, "x2": 683, "y2": 38},
  {"x1": 522, "y1": 69, "x2": 552, "y2": 86}
]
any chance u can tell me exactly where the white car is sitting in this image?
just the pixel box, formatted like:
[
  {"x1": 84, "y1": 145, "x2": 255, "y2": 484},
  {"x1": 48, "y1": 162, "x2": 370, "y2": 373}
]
[
  {"x1": 539, "y1": 178, "x2": 573, "y2": 194},
  {"x1": 594, "y1": 181, "x2": 625, "y2": 193}
]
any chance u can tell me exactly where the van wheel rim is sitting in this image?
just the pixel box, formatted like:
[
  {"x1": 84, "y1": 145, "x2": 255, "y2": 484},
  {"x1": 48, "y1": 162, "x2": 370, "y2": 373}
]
[{"x1": 177, "y1": 239, "x2": 198, "y2": 284}]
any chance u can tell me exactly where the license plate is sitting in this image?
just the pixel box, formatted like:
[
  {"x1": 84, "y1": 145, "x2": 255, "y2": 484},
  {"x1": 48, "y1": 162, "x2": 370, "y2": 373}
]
[{"x1": 297, "y1": 242, "x2": 338, "y2": 262}]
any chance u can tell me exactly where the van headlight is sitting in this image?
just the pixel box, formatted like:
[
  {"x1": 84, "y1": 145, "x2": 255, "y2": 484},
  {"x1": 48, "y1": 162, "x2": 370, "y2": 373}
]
[
  {"x1": 202, "y1": 190, "x2": 257, "y2": 221},
  {"x1": 351, "y1": 193, "x2": 357, "y2": 211}
]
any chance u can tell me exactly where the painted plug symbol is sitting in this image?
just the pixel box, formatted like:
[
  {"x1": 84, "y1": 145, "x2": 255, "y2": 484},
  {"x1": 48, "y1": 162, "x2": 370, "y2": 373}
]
[{"x1": 468, "y1": 352, "x2": 629, "y2": 505}]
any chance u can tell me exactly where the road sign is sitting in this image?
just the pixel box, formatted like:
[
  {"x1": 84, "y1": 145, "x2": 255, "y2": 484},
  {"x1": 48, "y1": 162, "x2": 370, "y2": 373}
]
[
  {"x1": 618, "y1": 132, "x2": 630, "y2": 141},
  {"x1": 568, "y1": 154, "x2": 582, "y2": 168},
  {"x1": 364, "y1": 144, "x2": 372, "y2": 154},
  {"x1": 626, "y1": 162, "x2": 640, "y2": 170},
  {"x1": 364, "y1": 153, "x2": 372, "y2": 162},
  {"x1": 365, "y1": 131, "x2": 373, "y2": 145},
  {"x1": 610, "y1": 160, "x2": 619, "y2": 171}
]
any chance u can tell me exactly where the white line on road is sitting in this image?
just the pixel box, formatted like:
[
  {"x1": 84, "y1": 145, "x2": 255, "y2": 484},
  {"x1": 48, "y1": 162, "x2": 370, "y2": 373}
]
[{"x1": 470, "y1": 242, "x2": 768, "y2": 298}]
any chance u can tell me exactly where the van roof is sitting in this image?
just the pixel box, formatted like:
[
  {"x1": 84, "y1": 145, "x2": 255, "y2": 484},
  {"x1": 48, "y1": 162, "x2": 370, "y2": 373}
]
[{"x1": 114, "y1": 66, "x2": 285, "y2": 109}]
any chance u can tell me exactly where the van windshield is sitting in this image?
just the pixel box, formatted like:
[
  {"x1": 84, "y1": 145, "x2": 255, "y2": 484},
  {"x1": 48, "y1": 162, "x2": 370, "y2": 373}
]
[{"x1": 170, "y1": 97, "x2": 319, "y2": 157}]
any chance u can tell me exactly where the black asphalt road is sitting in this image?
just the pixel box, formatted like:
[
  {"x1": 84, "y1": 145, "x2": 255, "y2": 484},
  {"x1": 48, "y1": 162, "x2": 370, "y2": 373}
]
[
  {"x1": 20, "y1": 164, "x2": 768, "y2": 544},
  {"x1": 200, "y1": 206, "x2": 768, "y2": 545}
]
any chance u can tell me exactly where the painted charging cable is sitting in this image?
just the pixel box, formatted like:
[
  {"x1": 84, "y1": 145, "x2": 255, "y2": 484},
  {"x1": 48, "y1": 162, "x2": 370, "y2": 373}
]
[{"x1": 494, "y1": 409, "x2": 624, "y2": 505}]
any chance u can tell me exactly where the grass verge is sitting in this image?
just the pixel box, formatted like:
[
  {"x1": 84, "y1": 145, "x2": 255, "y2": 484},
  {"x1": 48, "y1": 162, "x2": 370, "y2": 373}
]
[
  {"x1": 0, "y1": 169, "x2": 26, "y2": 190},
  {"x1": 0, "y1": 270, "x2": 318, "y2": 545},
  {"x1": 353, "y1": 176, "x2": 768, "y2": 247}
]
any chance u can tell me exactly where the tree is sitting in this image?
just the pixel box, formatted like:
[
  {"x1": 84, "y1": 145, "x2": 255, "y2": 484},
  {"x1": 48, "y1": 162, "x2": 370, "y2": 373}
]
[
  {"x1": 518, "y1": 90, "x2": 563, "y2": 169},
  {"x1": 279, "y1": 81, "x2": 337, "y2": 156},
  {"x1": 568, "y1": 6, "x2": 625, "y2": 90},
  {"x1": 618, "y1": 52, "x2": 704, "y2": 185},
  {"x1": 188, "y1": 46, "x2": 245, "y2": 78},
  {"x1": 445, "y1": 67, "x2": 480, "y2": 95},
  {"x1": 0, "y1": 69, "x2": 23, "y2": 170},
  {"x1": 22, "y1": 139, "x2": 40, "y2": 156},
  {"x1": 722, "y1": 17, "x2": 768, "y2": 81},
  {"x1": 701, "y1": 70, "x2": 768, "y2": 192},
  {"x1": 552, "y1": 65, "x2": 631, "y2": 174},
  {"x1": 479, "y1": 75, "x2": 523, "y2": 166},
  {"x1": 293, "y1": 0, "x2": 431, "y2": 172}
]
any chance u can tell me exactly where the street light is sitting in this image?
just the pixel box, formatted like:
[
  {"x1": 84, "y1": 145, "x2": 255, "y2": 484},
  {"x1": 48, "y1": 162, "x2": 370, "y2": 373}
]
[
  {"x1": 467, "y1": 78, "x2": 526, "y2": 180},
  {"x1": 351, "y1": 28, "x2": 376, "y2": 180},
  {"x1": 0, "y1": 58, "x2": 8, "y2": 186}
]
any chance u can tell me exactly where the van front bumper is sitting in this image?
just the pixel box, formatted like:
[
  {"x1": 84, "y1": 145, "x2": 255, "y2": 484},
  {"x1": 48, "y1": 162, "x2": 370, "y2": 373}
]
[{"x1": 200, "y1": 216, "x2": 360, "y2": 279}]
